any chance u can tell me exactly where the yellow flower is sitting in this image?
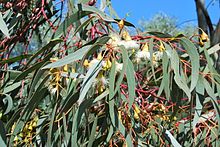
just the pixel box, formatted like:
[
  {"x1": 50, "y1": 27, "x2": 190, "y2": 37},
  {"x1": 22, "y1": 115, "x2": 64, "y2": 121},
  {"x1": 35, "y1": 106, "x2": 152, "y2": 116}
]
[
  {"x1": 199, "y1": 37, "x2": 204, "y2": 47},
  {"x1": 28, "y1": 125, "x2": 33, "y2": 131},
  {"x1": 200, "y1": 29, "x2": 209, "y2": 42},
  {"x1": 14, "y1": 135, "x2": 19, "y2": 142},
  {"x1": 133, "y1": 105, "x2": 140, "y2": 121},
  {"x1": 95, "y1": 72, "x2": 108, "y2": 93},
  {"x1": 122, "y1": 30, "x2": 132, "y2": 41},
  {"x1": 97, "y1": 52, "x2": 103, "y2": 60},
  {"x1": 118, "y1": 19, "x2": 124, "y2": 30},
  {"x1": 118, "y1": 110, "x2": 122, "y2": 121},
  {"x1": 63, "y1": 64, "x2": 68, "y2": 72},
  {"x1": 134, "y1": 105, "x2": 140, "y2": 114},
  {"x1": 103, "y1": 59, "x2": 112, "y2": 70},
  {"x1": 83, "y1": 59, "x2": 90, "y2": 67},
  {"x1": 134, "y1": 110, "x2": 140, "y2": 121},
  {"x1": 159, "y1": 41, "x2": 165, "y2": 52},
  {"x1": 142, "y1": 43, "x2": 149, "y2": 52}
]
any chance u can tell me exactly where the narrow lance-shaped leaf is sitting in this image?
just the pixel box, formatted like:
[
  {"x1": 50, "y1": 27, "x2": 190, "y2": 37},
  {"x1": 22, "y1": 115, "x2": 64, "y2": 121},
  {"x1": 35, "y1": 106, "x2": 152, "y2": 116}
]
[
  {"x1": 109, "y1": 60, "x2": 116, "y2": 99},
  {"x1": 2, "y1": 93, "x2": 13, "y2": 115},
  {"x1": 0, "y1": 12, "x2": 10, "y2": 38},
  {"x1": 87, "y1": 116, "x2": 98, "y2": 147},
  {"x1": 42, "y1": 45, "x2": 91, "y2": 69},
  {"x1": 171, "y1": 49, "x2": 191, "y2": 98},
  {"x1": 54, "y1": 11, "x2": 92, "y2": 37},
  {"x1": 162, "y1": 126, "x2": 182, "y2": 147},
  {"x1": 0, "y1": 54, "x2": 32, "y2": 65},
  {"x1": 0, "y1": 121, "x2": 7, "y2": 147},
  {"x1": 111, "y1": 46, "x2": 128, "y2": 100},
  {"x1": 26, "y1": 38, "x2": 63, "y2": 67},
  {"x1": 203, "y1": 78, "x2": 220, "y2": 132},
  {"x1": 126, "y1": 59, "x2": 136, "y2": 109},
  {"x1": 192, "y1": 75, "x2": 204, "y2": 129},
  {"x1": 180, "y1": 38, "x2": 200, "y2": 92},
  {"x1": 78, "y1": 61, "x2": 102, "y2": 104}
]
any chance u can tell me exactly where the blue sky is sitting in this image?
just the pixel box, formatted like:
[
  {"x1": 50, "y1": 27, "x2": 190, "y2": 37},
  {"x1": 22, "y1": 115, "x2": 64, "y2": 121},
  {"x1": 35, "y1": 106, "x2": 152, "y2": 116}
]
[{"x1": 111, "y1": 0, "x2": 220, "y2": 27}]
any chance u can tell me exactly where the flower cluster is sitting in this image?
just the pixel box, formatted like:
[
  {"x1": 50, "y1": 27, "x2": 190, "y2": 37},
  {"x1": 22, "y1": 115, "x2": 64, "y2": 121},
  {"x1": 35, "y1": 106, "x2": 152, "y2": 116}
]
[{"x1": 13, "y1": 116, "x2": 38, "y2": 145}]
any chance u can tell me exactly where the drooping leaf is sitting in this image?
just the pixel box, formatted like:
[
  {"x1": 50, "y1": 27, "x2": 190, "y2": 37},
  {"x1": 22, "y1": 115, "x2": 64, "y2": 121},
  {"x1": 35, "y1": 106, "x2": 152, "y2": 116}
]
[
  {"x1": 77, "y1": 4, "x2": 115, "y2": 22},
  {"x1": 148, "y1": 31, "x2": 172, "y2": 38},
  {"x1": 126, "y1": 59, "x2": 136, "y2": 109},
  {"x1": 2, "y1": 93, "x2": 13, "y2": 115},
  {"x1": 78, "y1": 61, "x2": 102, "y2": 104},
  {"x1": 82, "y1": 35, "x2": 110, "y2": 61},
  {"x1": 26, "y1": 39, "x2": 62, "y2": 66},
  {"x1": 54, "y1": 11, "x2": 92, "y2": 37},
  {"x1": 73, "y1": 16, "x2": 95, "y2": 36},
  {"x1": 15, "y1": 52, "x2": 54, "y2": 82},
  {"x1": 0, "y1": 54, "x2": 32, "y2": 65},
  {"x1": 109, "y1": 60, "x2": 116, "y2": 100},
  {"x1": 114, "y1": 19, "x2": 135, "y2": 28},
  {"x1": 42, "y1": 45, "x2": 91, "y2": 69},
  {"x1": 0, "y1": 12, "x2": 10, "y2": 38},
  {"x1": 3, "y1": 82, "x2": 21, "y2": 94},
  {"x1": 192, "y1": 76, "x2": 204, "y2": 129},
  {"x1": 0, "y1": 120, "x2": 7, "y2": 147},
  {"x1": 171, "y1": 49, "x2": 191, "y2": 99},
  {"x1": 163, "y1": 127, "x2": 181, "y2": 147},
  {"x1": 180, "y1": 38, "x2": 200, "y2": 92},
  {"x1": 88, "y1": 116, "x2": 98, "y2": 147}
]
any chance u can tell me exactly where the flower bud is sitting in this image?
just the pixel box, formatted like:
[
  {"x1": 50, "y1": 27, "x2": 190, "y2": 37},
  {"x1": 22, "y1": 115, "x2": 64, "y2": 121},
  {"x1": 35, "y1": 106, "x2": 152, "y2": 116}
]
[{"x1": 118, "y1": 19, "x2": 124, "y2": 30}]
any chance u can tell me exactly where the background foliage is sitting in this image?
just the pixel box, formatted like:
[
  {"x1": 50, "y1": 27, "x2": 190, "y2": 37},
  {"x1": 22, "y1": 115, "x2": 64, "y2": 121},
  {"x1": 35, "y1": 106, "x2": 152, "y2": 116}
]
[{"x1": 0, "y1": 0, "x2": 220, "y2": 146}]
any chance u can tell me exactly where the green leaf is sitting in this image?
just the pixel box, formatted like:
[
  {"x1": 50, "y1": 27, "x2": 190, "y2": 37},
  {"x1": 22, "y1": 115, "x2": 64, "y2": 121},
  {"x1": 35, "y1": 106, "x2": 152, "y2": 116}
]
[
  {"x1": 149, "y1": 38, "x2": 157, "y2": 83},
  {"x1": 54, "y1": 11, "x2": 92, "y2": 37},
  {"x1": 163, "y1": 127, "x2": 181, "y2": 147},
  {"x1": 42, "y1": 45, "x2": 91, "y2": 69},
  {"x1": 148, "y1": 31, "x2": 172, "y2": 38},
  {"x1": 57, "y1": 92, "x2": 79, "y2": 118},
  {"x1": 109, "y1": 60, "x2": 116, "y2": 100},
  {"x1": 0, "y1": 120, "x2": 7, "y2": 147},
  {"x1": 15, "y1": 52, "x2": 54, "y2": 82},
  {"x1": 2, "y1": 93, "x2": 13, "y2": 115},
  {"x1": 88, "y1": 116, "x2": 98, "y2": 147},
  {"x1": 171, "y1": 49, "x2": 191, "y2": 98},
  {"x1": 0, "y1": 12, "x2": 10, "y2": 38},
  {"x1": 192, "y1": 76, "x2": 204, "y2": 129},
  {"x1": 6, "y1": 107, "x2": 23, "y2": 131},
  {"x1": 82, "y1": 35, "x2": 110, "y2": 61},
  {"x1": 180, "y1": 38, "x2": 200, "y2": 91},
  {"x1": 93, "y1": 89, "x2": 109, "y2": 103},
  {"x1": 3, "y1": 82, "x2": 21, "y2": 94},
  {"x1": 78, "y1": 61, "x2": 102, "y2": 104},
  {"x1": 158, "y1": 50, "x2": 170, "y2": 98},
  {"x1": 62, "y1": 113, "x2": 70, "y2": 146},
  {"x1": 26, "y1": 39, "x2": 62, "y2": 66},
  {"x1": 109, "y1": 99, "x2": 116, "y2": 127},
  {"x1": 0, "y1": 54, "x2": 32, "y2": 64},
  {"x1": 111, "y1": 46, "x2": 128, "y2": 99},
  {"x1": 72, "y1": 99, "x2": 94, "y2": 146},
  {"x1": 125, "y1": 133, "x2": 133, "y2": 147},
  {"x1": 28, "y1": 68, "x2": 47, "y2": 98},
  {"x1": 126, "y1": 59, "x2": 136, "y2": 109},
  {"x1": 106, "y1": 125, "x2": 114, "y2": 142},
  {"x1": 9, "y1": 87, "x2": 48, "y2": 146},
  {"x1": 207, "y1": 43, "x2": 220, "y2": 55},
  {"x1": 114, "y1": 19, "x2": 135, "y2": 28},
  {"x1": 73, "y1": 16, "x2": 95, "y2": 37},
  {"x1": 47, "y1": 104, "x2": 58, "y2": 147},
  {"x1": 203, "y1": 78, "x2": 220, "y2": 132},
  {"x1": 78, "y1": 4, "x2": 115, "y2": 22}
]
